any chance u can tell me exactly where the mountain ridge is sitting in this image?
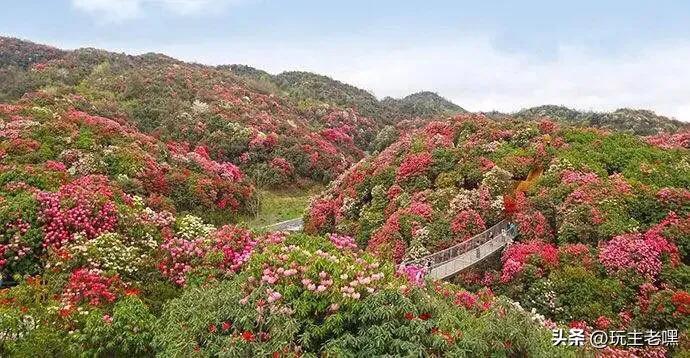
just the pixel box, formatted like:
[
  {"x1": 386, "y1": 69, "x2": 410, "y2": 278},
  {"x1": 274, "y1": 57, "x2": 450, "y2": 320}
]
[{"x1": 2, "y1": 36, "x2": 687, "y2": 135}]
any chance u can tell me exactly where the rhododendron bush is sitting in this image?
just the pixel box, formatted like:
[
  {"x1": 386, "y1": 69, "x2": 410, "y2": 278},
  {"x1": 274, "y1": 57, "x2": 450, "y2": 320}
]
[
  {"x1": 154, "y1": 234, "x2": 567, "y2": 357},
  {"x1": 0, "y1": 96, "x2": 258, "y2": 226},
  {"x1": 305, "y1": 113, "x2": 690, "y2": 355},
  {"x1": 0, "y1": 226, "x2": 566, "y2": 356},
  {"x1": 30, "y1": 55, "x2": 371, "y2": 185},
  {"x1": 305, "y1": 115, "x2": 530, "y2": 260},
  {"x1": 2, "y1": 37, "x2": 690, "y2": 355}
]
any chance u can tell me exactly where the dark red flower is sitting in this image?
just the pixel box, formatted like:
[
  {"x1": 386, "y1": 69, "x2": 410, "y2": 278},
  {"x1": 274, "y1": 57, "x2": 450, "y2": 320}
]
[
  {"x1": 404, "y1": 312, "x2": 415, "y2": 320},
  {"x1": 419, "y1": 312, "x2": 431, "y2": 321},
  {"x1": 222, "y1": 321, "x2": 232, "y2": 331},
  {"x1": 208, "y1": 324, "x2": 217, "y2": 333}
]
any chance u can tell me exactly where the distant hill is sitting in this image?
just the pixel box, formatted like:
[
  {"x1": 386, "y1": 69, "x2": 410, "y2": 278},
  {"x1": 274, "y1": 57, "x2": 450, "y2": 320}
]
[
  {"x1": 228, "y1": 67, "x2": 388, "y2": 119},
  {"x1": 1, "y1": 36, "x2": 686, "y2": 162},
  {"x1": 514, "y1": 105, "x2": 688, "y2": 135},
  {"x1": 227, "y1": 66, "x2": 465, "y2": 122},
  {"x1": 382, "y1": 91, "x2": 466, "y2": 119},
  {"x1": 275, "y1": 71, "x2": 384, "y2": 117}
]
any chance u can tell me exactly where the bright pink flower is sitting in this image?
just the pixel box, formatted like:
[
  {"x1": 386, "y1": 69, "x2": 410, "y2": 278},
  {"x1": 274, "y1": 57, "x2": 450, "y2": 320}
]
[
  {"x1": 270, "y1": 157, "x2": 294, "y2": 176},
  {"x1": 397, "y1": 264, "x2": 426, "y2": 286},
  {"x1": 37, "y1": 175, "x2": 118, "y2": 249},
  {"x1": 328, "y1": 233, "x2": 357, "y2": 250},
  {"x1": 62, "y1": 268, "x2": 120, "y2": 306},
  {"x1": 454, "y1": 291, "x2": 478, "y2": 309},
  {"x1": 598, "y1": 233, "x2": 663, "y2": 280},
  {"x1": 450, "y1": 209, "x2": 486, "y2": 241},
  {"x1": 408, "y1": 201, "x2": 433, "y2": 220},
  {"x1": 213, "y1": 225, "x2": 256, "y2": 273}
]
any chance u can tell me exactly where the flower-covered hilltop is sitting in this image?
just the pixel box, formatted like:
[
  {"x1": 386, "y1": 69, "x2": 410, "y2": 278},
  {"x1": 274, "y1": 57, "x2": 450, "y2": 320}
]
[
  {"x1": 0, "y1": 91, "x2": 565, "y2": 354},
  {"x1": 2, "y1": 41, "x2": 378, "y2": 187},
  {"x1": 304, "y1": 113, "x2": 690, "y2": 356}
]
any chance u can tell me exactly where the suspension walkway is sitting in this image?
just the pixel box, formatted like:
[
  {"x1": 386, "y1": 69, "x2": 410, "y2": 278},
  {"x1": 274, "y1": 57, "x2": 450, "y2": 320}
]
[
  {"x1": 402, "y1": 219, "x2": 517, "y2": 280},
  {"x1": 262, "y1": 217, "x2": 518, "y2": 281}
]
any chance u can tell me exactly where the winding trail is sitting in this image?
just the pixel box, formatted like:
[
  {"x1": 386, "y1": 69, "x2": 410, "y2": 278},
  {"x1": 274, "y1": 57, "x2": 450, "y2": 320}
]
[{"x1": 262, "y1": 218, "x2": 304, "y2": 232}]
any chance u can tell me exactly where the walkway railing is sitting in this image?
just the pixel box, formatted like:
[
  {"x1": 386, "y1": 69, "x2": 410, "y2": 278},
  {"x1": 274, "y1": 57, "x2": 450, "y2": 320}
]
[{"x1": 402, "y1": 219, "x2": 518, "y2": 279}]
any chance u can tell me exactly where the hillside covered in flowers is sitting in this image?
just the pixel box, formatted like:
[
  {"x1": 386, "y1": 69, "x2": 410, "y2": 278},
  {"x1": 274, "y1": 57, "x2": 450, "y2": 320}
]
[
  {"x1": 0, "y1": 189, "x2": 567, "y2": 355},
  {"x1": 2, "y1": 36, "x2": 690, "y2": 356},
  {"x1": 304, "y1": 114, "x2": 690, "y2": 356},
  {"x1": 0, "y1": 37, "x2": 380, "y2": 187}
]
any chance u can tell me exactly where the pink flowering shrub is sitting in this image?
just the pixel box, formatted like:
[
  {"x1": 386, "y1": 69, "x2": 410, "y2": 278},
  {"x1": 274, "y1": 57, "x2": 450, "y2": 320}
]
[
  {"x1": 269, "y1": 157, "x2": 294, "y2": 176},
  {"x1": 511, "y1": 192, "x2": 553, "y2": 241},
  {"x1": 158, "y1": 224, "x2": 256, "y2": 286},
  {"x1": 396, "y1": 264, "x2": 426, "y2": 286},
  {"x1": 328, "y1": 233, "x2": 358, "y2": 250},
  {"x1": 212, "y1": 225, "x2": 256, "y2": 273},
  {"x1": 304, "y1": 198, "x2": 338, "y2": 234},
  {"x1": 596, "y1": 214, "x2": 682, "y2": 283},
  {"x1": 454, "y1": 290, "x2": 478, "y2": 309},
  {"x1": 158, "y1": 235, "x2": 208, "y2": 286},
  {"x1": 646, "y1": 131, "x2": 690, "y2": 149},
  {"x1": 560, "y1": 169, "x2": 600, "y2": 186},
  {"x1": 557, "y1": 243, "x2": 594, "y2": 268},
  {"x1": 367, "y1": 213, "x2": 407, "y2": 262},
  {"x1": 450, "y1": 209, "x2": 486, "y2": 242},
  {"x1": 61, "y1": 268, "x2": 121, "y2": 307},
  {"x1": 422, "y1": 121, "x2": 455, "y2": 149},
  {"x1": 408, "y1": 200, "x2": 433, "y2": 220},
  {"x1": 37, "y1": 175, "x2": 119, "y2": 249},
  {"x1": 598, "y1": 233, "x2": 664, "y2": 280},
  {"x1": 500, "y1": 241, "x2": 558, "y2": 283}
]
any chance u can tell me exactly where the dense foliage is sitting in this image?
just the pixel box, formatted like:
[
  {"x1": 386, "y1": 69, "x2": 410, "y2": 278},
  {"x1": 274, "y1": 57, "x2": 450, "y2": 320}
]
[
  {"x1": 0, "y1": 93, "x2": 259, "y2": 278},
  {"x1": 305, "y1": 114, "x2": 690, "y2": 355},
  {"x1": 0, "y1": 38, "x2": 374, "y2": 187},
  {"x1": 514, "y1": 105, "x2": 689, "y2": 136},
  {"x1": 2, "y1": 36, "x2": 690, "y2": 356},
  {"x1": 382, "y1": 91, "x2": 466, "y2": 119},
  {"x1": 0, "y1": 213, "x2": 566, "y2": 356}
]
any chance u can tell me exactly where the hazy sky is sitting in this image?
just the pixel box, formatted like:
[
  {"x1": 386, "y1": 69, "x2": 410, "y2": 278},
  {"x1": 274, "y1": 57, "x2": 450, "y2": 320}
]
[{"x1": 3, "y1": 0, "x2": 690, "y2": 121}]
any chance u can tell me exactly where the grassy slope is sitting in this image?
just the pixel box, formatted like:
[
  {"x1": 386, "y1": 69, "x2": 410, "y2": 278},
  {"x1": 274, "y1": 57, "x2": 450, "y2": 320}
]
[{"x1": 240, "y1": 185, "x2": 324, "y2": 229}]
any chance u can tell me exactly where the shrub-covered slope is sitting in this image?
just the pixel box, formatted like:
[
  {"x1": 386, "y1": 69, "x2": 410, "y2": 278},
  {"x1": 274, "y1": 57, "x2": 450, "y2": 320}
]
[
  {"x1": 515, "y1": 105, "x2": 689, "y2": 135},
  {"x1": 0, "y1": 37, "x2": 372, "y2": 186},
  {"x1": 0, "y1": 216, "x2": 567, "y2": 356},
  {"x1": 382, "y1": 91, "x2": 466, "y2": 119},
  {"x1": 305, "y1": 113, "x2": 690, "y2": 355},
  {"x1": 0, "y1": 91, "x2": 261, "y2": 276},
  {"x1": 229, "y1": 66, "x2": 467, "y2": 123}
]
